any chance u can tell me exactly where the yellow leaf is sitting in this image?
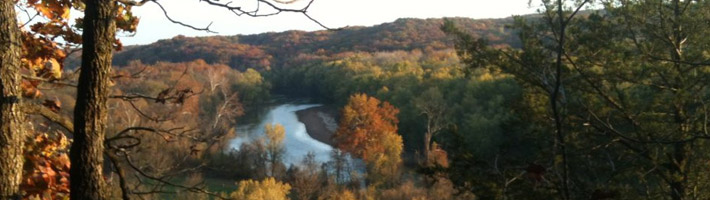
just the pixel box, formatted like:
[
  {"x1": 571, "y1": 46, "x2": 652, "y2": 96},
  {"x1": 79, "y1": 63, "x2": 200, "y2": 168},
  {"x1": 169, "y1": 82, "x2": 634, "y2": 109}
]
[
  {"x1": 48, "y1": 58, "x2": 62, "y2": 79},
  {"x1": 60, "y1": 6, "x2": 70, "y2": 19},
  {"x1": 36, "y1": 4, "x2": 54, "y2": 19},
  {"x1": 28, "y1": 57, "x2": 44, "y2": 72}
]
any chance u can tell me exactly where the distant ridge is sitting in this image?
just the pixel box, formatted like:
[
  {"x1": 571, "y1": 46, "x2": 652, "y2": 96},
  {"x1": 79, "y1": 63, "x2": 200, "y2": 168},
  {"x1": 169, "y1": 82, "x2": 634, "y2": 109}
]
[{"x1": 67, "y1": 17, "x2": 522, "y2": 70}]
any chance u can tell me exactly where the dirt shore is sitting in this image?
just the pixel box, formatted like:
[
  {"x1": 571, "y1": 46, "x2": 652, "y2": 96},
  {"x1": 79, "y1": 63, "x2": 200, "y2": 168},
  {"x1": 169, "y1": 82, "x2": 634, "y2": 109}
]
[{"x1": 296, "y1": 106, "x2": 338, "y2": 146}]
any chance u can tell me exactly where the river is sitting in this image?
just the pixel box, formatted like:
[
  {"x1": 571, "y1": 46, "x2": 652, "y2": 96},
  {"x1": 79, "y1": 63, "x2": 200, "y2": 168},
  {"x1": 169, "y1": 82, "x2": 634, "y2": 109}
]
[{"x1": 228, "y1": 104, "x2": 337, "y2": 166}]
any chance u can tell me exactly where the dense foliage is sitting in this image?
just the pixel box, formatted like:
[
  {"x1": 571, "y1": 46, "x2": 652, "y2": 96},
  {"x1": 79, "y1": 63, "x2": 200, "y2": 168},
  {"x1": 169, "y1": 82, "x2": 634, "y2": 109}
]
[
  {"x1": 14, "y1": 0, "x2": 710, "y2": 199},
  {"x1": 111, "y1": 36, "x2": 272, "y2": 71},
  {"x1": 442, "y1": 1, "x2": 710, "y2": 199}
]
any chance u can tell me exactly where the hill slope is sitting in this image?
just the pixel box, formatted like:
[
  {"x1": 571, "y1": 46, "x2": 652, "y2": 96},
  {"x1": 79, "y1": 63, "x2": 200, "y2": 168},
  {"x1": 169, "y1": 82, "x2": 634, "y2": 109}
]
[{"x1": 101, "y1": 17, "x2": 519, "y2": 70}]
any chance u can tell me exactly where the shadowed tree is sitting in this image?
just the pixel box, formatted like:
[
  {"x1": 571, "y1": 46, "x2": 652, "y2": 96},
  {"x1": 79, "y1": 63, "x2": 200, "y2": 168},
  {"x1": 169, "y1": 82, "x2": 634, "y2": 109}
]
[
  {"x1": 447, "y1": 0, "x2": 710, "y2": 199},
  {"x1": 443, "y1": 0, "x2": 591, "y2": 198},
  {"x1": 287, "y1": 152, "x2": 321, "y2": 200},
  {"x1": 2, "y1": 0, "x2": 85, "y2": 196},
  {"x1": 566, "y1": 1, "x2": 710, "y2": 198},
  {"x1": 69, "y1": 0, "x2": 117, "y2": 199}
]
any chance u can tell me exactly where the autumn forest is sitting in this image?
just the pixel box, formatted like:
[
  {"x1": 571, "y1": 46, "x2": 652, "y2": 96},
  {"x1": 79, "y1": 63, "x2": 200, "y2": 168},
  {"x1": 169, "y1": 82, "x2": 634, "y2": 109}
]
[{"x1": 2, "y1": 0, "x2": 710, "y2": 199}]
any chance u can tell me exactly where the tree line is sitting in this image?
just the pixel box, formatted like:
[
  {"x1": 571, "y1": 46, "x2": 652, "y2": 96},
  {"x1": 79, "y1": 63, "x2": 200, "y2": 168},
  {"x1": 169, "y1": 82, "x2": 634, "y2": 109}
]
[
  {"x1": 101, "y1": 17, "x2": 518, "y2": 71},
  {"x1": 5, "y1": 0, "x2": 710, "y2": 199}
]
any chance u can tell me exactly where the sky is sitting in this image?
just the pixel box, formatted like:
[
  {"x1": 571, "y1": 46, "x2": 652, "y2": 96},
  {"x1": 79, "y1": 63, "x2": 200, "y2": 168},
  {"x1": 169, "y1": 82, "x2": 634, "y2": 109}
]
[{"x1": 118, "y1": 0, "x2": 542, "y2": 45}]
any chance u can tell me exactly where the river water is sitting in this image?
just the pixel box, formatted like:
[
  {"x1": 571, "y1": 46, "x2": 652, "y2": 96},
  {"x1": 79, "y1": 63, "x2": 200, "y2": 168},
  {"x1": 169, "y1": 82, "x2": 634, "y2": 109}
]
[{"x1": 228, "y1": 104, "x2": 336, "y2": 166}]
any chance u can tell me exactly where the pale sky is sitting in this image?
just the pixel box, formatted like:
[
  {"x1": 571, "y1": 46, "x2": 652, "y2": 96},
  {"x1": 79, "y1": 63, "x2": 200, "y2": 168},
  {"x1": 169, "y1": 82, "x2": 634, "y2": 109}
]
[{"x1": 118, "y1": 0, "x2": 541, "y2": 45}]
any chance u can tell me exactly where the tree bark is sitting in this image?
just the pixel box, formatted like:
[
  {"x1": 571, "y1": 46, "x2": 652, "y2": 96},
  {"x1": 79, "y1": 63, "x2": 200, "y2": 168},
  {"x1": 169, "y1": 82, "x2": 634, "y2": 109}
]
[
  {"x1": 0, "y1": 0, "x2": 26, "y2": 198},
  {"x1": 669, "y1": 142, "x2": 688, "y2": 200},
  {"x1": 70, "y1": 0, "x2": 117, "y2": 199},
  {"x1": 423, "y1": 130, "x2": 432, "y2": 164}
]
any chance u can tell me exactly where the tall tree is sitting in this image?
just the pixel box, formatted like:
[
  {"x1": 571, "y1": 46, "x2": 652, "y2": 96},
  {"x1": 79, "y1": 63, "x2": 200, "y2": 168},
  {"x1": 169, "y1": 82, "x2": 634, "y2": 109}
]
[
  {"x1": 0, "y1": 0, "x2": 26, "y2": 198},
  {"x1": 65, "y1": 0, "x2": 328, "y2": 198},
  {"x1": 444, "y1": 0, "x2": 590, "y2": 198},
  {"x1": 2, "y1": 0, "x2": 83, "y2": 196},
  {"x1": 568, "y1": 1, "x2": 710, "y2": 198},
  {"x1": 366, "y1": 131, "x2": 403, "y2": 188},
  {"x1": 264, "y1": 123, "x2": 285, "y2": 178},
  {"x1": 413, "y1": 87, "x2": 448, "y2": 164},
  {"x1": 70, "y1": 0, "x2": 117, "y2": 199}
]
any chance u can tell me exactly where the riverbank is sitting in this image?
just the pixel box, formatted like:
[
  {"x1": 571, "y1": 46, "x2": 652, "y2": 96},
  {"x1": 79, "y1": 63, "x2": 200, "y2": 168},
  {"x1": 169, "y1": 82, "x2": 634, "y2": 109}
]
[{"x1": 296, "y1": 105, "x2": 338, "y2": 146}]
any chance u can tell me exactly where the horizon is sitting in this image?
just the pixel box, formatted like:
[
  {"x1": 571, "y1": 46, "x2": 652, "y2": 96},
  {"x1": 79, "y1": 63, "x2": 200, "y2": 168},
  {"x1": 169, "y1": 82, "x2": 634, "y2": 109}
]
[
  {"x1": 121, "y1": 16, "x2": 523, "y2": 47},
  {"x1": 118, "y1": 0, "x2": 542, "y2": 45}
]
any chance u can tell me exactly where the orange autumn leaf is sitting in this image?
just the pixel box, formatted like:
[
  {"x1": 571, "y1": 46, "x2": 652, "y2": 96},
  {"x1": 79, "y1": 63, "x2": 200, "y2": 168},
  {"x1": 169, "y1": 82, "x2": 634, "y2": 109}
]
[
  {"x1": 21, "y1": 133, "x2": 71, "y2": 199},
  {"x1": 32, "y1": 0, "x2": 72, "y2": 20},
  {"x1": 334, "y1": 93, "x2": 399, "y2": 160},
  {"x1": 21, "y1": 80, "x2": 43, "y2": 98}
]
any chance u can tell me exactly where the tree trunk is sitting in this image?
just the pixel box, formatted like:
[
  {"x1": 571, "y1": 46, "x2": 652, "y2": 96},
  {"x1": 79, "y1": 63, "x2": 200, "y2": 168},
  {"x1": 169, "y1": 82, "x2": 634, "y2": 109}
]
[
  {"x1": 552, "y1": 0, "x2": 569, "y2": 199},
  {"x1": 70, "y1": 0, "x2": 116, "y2": 199},
  {"x1": 0, "y1": 0, "x2": 26, "y2": 198},
  {"x1": 423, "y1": 131, "x2": 431, "y2": 164},
  {"x1": 669, "y1": 143, "x2": 688, "y2": 200}
]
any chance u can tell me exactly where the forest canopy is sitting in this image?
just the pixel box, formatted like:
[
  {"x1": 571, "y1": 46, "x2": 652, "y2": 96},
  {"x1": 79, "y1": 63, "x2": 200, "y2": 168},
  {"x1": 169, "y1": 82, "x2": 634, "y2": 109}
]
[{"x1": 5, "y1": 0, "x2": 710, "y2": 200}]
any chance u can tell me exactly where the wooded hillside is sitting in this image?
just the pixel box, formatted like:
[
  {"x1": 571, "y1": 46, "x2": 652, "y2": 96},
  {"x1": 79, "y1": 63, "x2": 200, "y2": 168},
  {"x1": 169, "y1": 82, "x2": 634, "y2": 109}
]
[{"x1": 103, "y1": 17, "x2": 519, "y2": 70}]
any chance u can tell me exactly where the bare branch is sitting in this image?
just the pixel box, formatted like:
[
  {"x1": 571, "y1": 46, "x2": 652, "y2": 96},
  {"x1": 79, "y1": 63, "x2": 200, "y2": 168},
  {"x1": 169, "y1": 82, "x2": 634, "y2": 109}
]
[
  {"x1": 122, "y1": 153, "x2": 231, "y2": 200},
  {"x1": 23, "y1": 103, "x2": 74, "y2": 133},
  {"x1": 22, "y1": 75, "x2": 78, "y2": 87},
  {"x1": 201, "y1": 0, "x2": 337, "y2": 30},
  {"x1": 113, "y1": 64, "x2": 150, "y2": 79},
  {"x1": 106, "y1": 151, "x2": 132, "y2": 200},
  {"x1": 16, "y1": 4, "x2": 40, "y2": 28},
  {"x1": 565, "y1": 0, "x2": 590, "y2": 25},
  {"x1": 126, "y1": 100, "x2": 172, "y2": 122},
  {"x1": 152, "y1": 0, "x2": 217, "y2": 33},
  {"x1": 111, "y1": 94, "x2": 163, "y2": 102}
]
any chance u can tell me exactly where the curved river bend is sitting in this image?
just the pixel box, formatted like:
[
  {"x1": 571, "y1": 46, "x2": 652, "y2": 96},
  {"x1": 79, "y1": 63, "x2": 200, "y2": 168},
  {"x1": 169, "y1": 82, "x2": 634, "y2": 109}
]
[{"x1": 228, "y1": 104, "x2": 335, "y2": 166}]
